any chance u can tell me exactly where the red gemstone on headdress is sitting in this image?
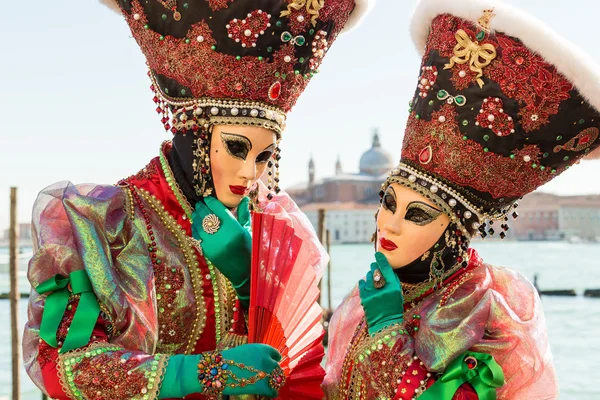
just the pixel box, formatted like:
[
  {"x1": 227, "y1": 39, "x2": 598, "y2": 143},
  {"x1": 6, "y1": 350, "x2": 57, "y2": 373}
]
[
  {"x1": 161, "y1": 117, "x2": 169, "y2": 124},
  {"x1": 234, "y1": 82, "x2": 243, "y2": 91},
  {"x1": 515, "y1": 56, "x2": 524, "y2": 65},
  {"x1": 269, "y1": 81, "x2": 282, "y2": 100},
  {"x1": 419, "y1": 146, "x2": 433, "y2": 164},
  {"x1": 580, "y1": 135, "x2": 591, "y2": 145}
]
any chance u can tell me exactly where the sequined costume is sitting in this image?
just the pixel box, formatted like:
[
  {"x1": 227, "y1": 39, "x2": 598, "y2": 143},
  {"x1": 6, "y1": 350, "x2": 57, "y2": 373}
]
[
  {"x1": 323, "y1": 250, "x2": 556, "y2": 399},
  {"x1": 23, "y1": 143, "x2": 323, "y2": 399},
  {"x1": 23, "y1": 0, "x2": 372, "y2": 397},
  {"x1": 324, "y1": 0, "x2": 600, "y2": 398}
]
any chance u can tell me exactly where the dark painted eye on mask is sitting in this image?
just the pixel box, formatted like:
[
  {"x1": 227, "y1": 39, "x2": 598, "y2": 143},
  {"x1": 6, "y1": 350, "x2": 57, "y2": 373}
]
[
  {"x1": 382, "y1": 189, "x2": 397, "y2": 213},
  {"x1": 405, "y1": 202, "x2": 442, "y2": 226},
  {"x1": 256, "y1": 147, "x2": 274, "y2": 164},
  {"x1": 221, "y1": 132, "x2": 251, "y2": 161}
]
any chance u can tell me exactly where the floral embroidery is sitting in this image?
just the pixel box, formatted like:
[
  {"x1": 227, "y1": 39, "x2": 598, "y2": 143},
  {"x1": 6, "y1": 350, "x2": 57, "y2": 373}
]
[
  {"x1": 402, "y1": 104, "x2": 556, "y2": 200},
  {"x1": 475, "y1": 97, "x2": 515, "y2": 137},
  {"x1": 58, "y1": 342, "x2": 167, "y2": 400},
  {"x1": 309, "y1": 30, "x2": 329, "y2": 72},
  {"x1": 124, "y1": 0, "x2": 354, "y2": 113},
  {"x1": 426, "y1": 15, "x2": 573, "y2": 132},
  {"x1": 226, "y1": 10, "x2": 271, "y2": 49},
  {"x1": 417, "y1": 66, "x2": 438, "y2": 98},
  {"x1": 450, "y1": 63, "x2": 478, "y2": 90},
  {"x1": 394, "y1": 357, "x2": 431, "y2": 400},
  {"x1": 206, "y1": 0, "x2": 234, "y2": 11}
]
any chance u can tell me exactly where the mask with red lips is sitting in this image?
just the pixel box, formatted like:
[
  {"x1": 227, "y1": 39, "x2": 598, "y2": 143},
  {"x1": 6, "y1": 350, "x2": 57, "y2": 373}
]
[
  {"x1": 170, "y1": 125, "x2": 277, "y2": 209},
  {"x1": 375, "y1": 183, "x2": 470, "y2": 286}
]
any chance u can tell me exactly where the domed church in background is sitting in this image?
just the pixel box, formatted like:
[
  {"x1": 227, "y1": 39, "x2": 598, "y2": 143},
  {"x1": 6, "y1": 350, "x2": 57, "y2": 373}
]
[{"x1": 287, "y1": 129, "x2": 395, "y2": 243}]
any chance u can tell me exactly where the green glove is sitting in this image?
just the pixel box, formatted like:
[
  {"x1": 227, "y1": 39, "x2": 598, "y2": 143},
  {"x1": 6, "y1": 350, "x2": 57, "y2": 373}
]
[
  {"x1": 158, "y1": 344, "x2": 283, "y2": 399},
  {"x1": 192, "y1": 196, "x2": 252, "y2": 308},
  {"x1": 358, "y1": 252, "x2": 405, "y2": 335},
  {"x1": 222, "y1": 344, "x2": 283, "y2": 398}
]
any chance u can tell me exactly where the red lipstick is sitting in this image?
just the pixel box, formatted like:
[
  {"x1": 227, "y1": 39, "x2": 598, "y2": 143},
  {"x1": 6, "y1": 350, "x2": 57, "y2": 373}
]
[
  {"x1": 229, "y1": 185, "x2": 247, "y2": 196},
  {"x1": 379, "y1": 237, "x2": 398, "y2": 251}
]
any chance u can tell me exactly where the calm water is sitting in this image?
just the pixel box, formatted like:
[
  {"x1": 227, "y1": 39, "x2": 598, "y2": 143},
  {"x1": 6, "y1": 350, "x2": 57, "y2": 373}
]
[{"x1": 1, "y1": 242, "x2": 600, "y2": 399}]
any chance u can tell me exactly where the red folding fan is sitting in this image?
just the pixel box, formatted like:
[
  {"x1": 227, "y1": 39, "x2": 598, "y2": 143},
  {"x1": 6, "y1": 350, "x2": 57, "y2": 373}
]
[{"x1": 248, "y1": 212, "x2": 325, "y2": 400}]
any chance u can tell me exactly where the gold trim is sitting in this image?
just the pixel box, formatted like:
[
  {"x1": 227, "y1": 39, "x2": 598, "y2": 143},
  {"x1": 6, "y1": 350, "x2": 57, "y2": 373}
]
[
  {"x1": 136, "y1": 188, "x2": 208, "y2": 354},
  {"x1": 149, "y1": 71, "x2": 286, "y2": 134},
  {"x1": 158, "y1": 143, "x2": 194, "y2": 220}
]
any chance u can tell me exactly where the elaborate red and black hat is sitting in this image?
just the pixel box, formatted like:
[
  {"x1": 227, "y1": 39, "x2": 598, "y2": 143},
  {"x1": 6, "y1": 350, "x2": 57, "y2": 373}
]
[
  {"x1": 100, "y1": 0, "x2": 372, "y2": 135},
  {"x1": 386, "y1": 0, "x2": 600, "y2": 239}
]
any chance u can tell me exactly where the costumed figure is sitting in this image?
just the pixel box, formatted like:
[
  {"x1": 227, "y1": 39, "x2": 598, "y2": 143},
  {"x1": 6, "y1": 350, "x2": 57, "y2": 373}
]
[
  {"x1": 324, "y1": 0, "x2": 600, "y2": 399},
  {"x1": 22, "y1": 0, "x2": 373, "y2": 399}
]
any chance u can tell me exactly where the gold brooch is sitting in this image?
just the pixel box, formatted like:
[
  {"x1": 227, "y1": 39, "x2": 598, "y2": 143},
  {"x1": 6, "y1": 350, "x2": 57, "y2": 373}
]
[{"x1": 202, "y1": 214, "x2": 220, "y2": 234}]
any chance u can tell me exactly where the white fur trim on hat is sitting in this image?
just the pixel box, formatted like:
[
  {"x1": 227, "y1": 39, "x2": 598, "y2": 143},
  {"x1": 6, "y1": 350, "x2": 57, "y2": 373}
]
[
  {"x1": 410, "y1": 0, "x2": 600, "y2": 113},
  {"x1": 342, "y1": 0, "x2": 375, "y2": 33},
  {"x1": 99, "y1": 0, "x2": 121, "y2": 13}
]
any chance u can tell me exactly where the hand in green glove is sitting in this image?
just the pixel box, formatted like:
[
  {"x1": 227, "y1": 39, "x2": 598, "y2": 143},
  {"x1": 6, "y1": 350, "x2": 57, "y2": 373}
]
[
  {"x1": 222, "y1": 344, "x2": 283, "y2": 398},
  {"x1": 158, "y1": 344, "x2": 283, "y2": 399},
  {"x1": 191, "y1": 196, "x2": 252, "y2": 307},
  {"x1": 358, "y1": 252, "x2": 405, "y2": 335}
]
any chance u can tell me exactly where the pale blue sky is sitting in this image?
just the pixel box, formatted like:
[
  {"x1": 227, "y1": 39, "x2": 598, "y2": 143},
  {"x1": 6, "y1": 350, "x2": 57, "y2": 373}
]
[{"x1": 1, "y1": 0, "x2": 599, "y2": 231}]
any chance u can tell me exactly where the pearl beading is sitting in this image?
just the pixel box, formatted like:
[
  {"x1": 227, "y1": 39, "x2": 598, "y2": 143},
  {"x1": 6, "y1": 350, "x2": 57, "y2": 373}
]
[{"x1": 148, "y1": 70, "x2": 286, "y2": 133}]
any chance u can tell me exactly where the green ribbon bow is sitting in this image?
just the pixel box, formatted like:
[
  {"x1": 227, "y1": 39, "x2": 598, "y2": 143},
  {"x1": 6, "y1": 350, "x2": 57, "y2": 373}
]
[
  {"x1": 419, "y1": 351, "x2": 505, "y2": 400},
  {"x1": 36, "y1": 270, "x2": 100, "y2": 354}
]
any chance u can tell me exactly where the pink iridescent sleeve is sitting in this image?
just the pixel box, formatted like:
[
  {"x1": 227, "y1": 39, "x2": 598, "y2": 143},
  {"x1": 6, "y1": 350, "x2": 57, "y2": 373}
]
[
  {"x1": 415, "y1": 264, "x2": 558, "y2": 399},
  {"x1": 23, "y1": 182, "x2": 168, "y2": 399}
]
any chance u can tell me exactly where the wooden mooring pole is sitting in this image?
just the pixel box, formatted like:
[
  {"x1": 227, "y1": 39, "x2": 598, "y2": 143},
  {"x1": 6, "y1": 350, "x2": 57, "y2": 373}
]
[{"x1": 10, "y1": 187, "x2": 21, "y2": 400}]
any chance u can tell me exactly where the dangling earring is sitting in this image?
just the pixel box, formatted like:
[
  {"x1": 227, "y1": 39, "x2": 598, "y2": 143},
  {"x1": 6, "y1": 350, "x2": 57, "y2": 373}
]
[
  {"x1": 266, "y1": 138, "x2": 282, "y2": 201},
  {"x1": 193, "y1": 122, "x2": 214, "y2": 197}
]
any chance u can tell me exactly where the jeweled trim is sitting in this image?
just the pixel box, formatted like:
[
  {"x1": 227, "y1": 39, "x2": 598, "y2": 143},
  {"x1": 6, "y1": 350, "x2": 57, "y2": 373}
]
[
  {"x1": 212, "y1": 267, "x2": 240, "y2": 344},
  {"x1": 136, "y1": 188, "x2": 208, "y2": 354},
  {"x1": 149, "y1": 71, "x2": 286, "y2": 134},
  {"x1": 395, "y1": 163, "x2": 483, "y2": 222},
  {"x1": 206, "y1": 258, "x2": 223, "y2": 344},
  {"x1": 56, "y1": 342, "x2": 168, "y2": 400},
  {"x1": 159, "y1": 144, "x2": 194, "y2": 220}
]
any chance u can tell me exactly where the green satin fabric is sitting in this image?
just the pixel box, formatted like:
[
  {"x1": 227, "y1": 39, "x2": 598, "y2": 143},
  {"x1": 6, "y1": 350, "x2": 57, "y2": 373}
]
[
  {"x1": 191, "y1": 196, "x2": 252, "y2": 307},
  {"x1": 358, "y1": 252, "x2": 405, "y2": 335},
  {"x1": 36, "y1": 270, "x2": 100, "y2": 354},
  {"x1": 159, "y1": 354, "x2": 203, "y2": 399},
  {"x1": 420, "y1": 351, "x2": 505, "y2": 400}
]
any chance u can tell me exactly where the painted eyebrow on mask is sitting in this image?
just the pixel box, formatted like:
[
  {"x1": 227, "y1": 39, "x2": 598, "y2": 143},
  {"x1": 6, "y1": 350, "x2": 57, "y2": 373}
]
[
  {"x1": 405, "y1": 201, "x2": 442, "y2": 213},
  {"x1": 220, "y1": 132, "x2": 252, "y2": 150},
  {"x1": 261, "y1": 143, "x2": 276, "y2": 152}
]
